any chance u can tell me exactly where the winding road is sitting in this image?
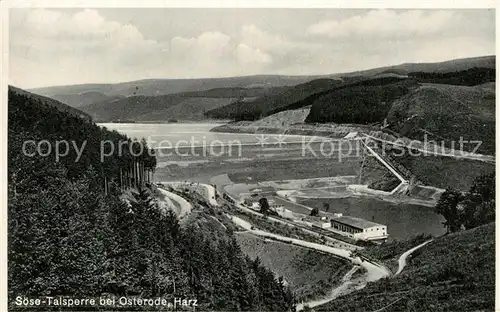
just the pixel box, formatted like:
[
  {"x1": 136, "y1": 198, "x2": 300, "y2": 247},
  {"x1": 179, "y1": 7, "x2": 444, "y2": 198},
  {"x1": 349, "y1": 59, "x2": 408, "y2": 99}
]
[
  {"x1": 157, "y1": 188, "x2": 192, "y2": 218},
  {"x1": 162, "y1": 180, "x2": 435, "y2": 311},
  {"x1": 229, "y1": 215, "x2": 391, "y2": 311},
  {"x1": 230, "y1": 216, "x2": 391, "y2": 281},
  {"x1": 295, "y1": 266, "x2": 363, "y2": 311},
  {"x1": 395, "y1": 239, "x2": 433, "y2": 276},
  {"x1": 160, "y1": 181, "x2": 219, "y2": 207}
]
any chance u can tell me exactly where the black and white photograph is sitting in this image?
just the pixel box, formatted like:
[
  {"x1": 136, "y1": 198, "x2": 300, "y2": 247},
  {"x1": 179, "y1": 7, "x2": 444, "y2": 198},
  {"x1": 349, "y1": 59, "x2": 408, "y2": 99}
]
[{"x1": 3, "y1": 2, "x2": 497, "y2": 311}]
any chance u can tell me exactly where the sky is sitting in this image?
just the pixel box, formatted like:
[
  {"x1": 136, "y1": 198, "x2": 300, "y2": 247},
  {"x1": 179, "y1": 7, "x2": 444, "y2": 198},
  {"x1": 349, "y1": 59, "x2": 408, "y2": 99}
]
[{"x1": 9, "y1": 8, "x2": 495, "y2": 89}]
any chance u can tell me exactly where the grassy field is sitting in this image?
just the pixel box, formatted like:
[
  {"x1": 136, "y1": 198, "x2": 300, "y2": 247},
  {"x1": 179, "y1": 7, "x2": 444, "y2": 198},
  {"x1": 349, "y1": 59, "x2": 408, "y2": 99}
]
[
  {"x1": 315, "y1": 222, "x2": 495, "y2": 311},
  {"x1": 235, "y1": 232, "x2": 351, "y2": 302}
]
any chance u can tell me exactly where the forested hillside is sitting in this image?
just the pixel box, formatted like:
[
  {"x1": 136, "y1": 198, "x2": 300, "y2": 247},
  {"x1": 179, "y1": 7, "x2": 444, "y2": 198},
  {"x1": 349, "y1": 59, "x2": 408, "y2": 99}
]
[
  {"x1": 77, "y1": 86, "x2": 281, "y2": 122},
  {"x1": 10, "y1": 86, "x2": 92, "y2": 121},
  {"x1": 386, "y1": 82, "x2": 495, "y2": 154},
  {"x1": 206, "y1": 60, "x2": 495, "y2": 146},
  {"x1": 305, "y1": 77, "x2": 419, "y2": 124},
  {"x1": 33, "y1": 56, "x2": 496, "y2": 124},
  {"x1": 205, "y1": 78, "x2": 342, "y2": 121},
  {"x1": 8, "y1": 87, "x2": 295, "y2": 311},
  {"x1": 337, "y1": 55, "x2": 495, "y2": 77},
  {"x1": 408, "y1": 67, "x2": 495, "y2": 86}
]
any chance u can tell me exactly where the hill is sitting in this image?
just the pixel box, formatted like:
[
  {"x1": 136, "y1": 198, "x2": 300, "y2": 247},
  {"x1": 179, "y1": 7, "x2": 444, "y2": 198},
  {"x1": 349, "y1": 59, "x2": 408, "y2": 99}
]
[
  {"x1": 205, "y1": 78, "x2": 342, "y2": 120},
  {"x1": 305, "y1": 77, "x2": 420, "y2": 124},
  {"x1": 29, "y1": 55, "x2": 495, "y2": 123},
  {"x1": 408, "y1": 67, "x2": 495, "y2": 86},
  {"x1": 386, "y1": 82, "x2": 495, "y2": 154},
  {"x1": 77, "y1": 86, "x2": 283, "y2": 122},
  {"x1": 29, "y1": 74, "x2": 325, "y2": 101},
  {"x1": 9, "y1": 86, "x2": 92, "y2": 121},
  {"x1": 30, "y1": 55, "x2": 494, "y2": 101},
  {"x1": 315, "y1": 223, "x2": 495, "y2": 311},
  {"x1": 235, "y1": 232, "x2": 351, "y2": 302},
  {"x1": 8, "y1": 86, "x2": 295, "y2": 311},
  {"x1": 206, "y1": 58, "x2": 495, "y2": 123},
  {"x1": 50, "y1": 91, "x2": 121, "y2": 108},
  {"x1": 135, "y1": 97, "x2": 236, "y2": 121},
  {"x1": 336, "y1": 55, "x2": 495, "y2": 77}
]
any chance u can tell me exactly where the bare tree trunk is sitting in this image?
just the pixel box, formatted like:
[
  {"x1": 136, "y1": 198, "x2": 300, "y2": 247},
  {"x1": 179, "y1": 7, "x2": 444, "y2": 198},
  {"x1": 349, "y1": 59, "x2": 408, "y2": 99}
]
[
  {"x1": 142, "y1": 163, "x2": 146, "y2": 185},
  {"x1": 140, "y1": 161, "x2": 143, "y2": 187},
  {"x1": 132, "y1": 162, "x2": 135, "y2": 188},
  {"x1": 126, "y1": 169, "x2": 129, "y2": 189},
  {"x1": 125, "y1": 169, "x2": 128, "y2": 189},
  {"x1": 120, "y1": 168, "x2": 123, "y2": 189},
  {"x1": 135, "y1": 160, "x2": 138, "y2": 188}
]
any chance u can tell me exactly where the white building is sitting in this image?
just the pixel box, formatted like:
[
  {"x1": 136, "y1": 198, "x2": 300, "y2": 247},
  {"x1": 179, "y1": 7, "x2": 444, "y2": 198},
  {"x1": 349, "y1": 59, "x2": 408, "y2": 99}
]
[
  {"x1": 268, "y1": 198, "x2": 284, "y2": 211},
  {"x1": 274, "y1": 207, "x2": 296, "y2": 220},
  {"x1": 330, "y1": 215, "x2": 388, "y2": 241},
  {"x1": 320, "y1": 222, "x2": 332, "y2": 229}
]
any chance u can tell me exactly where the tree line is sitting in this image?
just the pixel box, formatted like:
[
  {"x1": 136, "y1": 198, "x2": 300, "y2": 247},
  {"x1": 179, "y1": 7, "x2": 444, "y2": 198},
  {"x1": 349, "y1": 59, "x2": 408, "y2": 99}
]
[
  {"x1": 435, "y1": 173, "x2": 495, "y2": 233},
  {"x1": 9, "y1": 88, "x2": 157, "y2": 194},
  {"x1": 408, "y1": 67, "x2": 495, "y2": 86}
]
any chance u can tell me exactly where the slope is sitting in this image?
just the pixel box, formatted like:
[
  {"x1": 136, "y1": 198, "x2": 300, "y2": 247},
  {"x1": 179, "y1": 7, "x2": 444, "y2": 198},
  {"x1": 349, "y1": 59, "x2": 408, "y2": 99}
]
[
  {"x1": 50, "y1": 91, "x2": 121, "y2": 108},
  {"x1": 386, "y1": 83, "x2": 495, "y2": 154},
  {"x1": 30, "y1": 55, "x2": 494, "y2": 100},
  {"x1": 79, "y1": 93, "x2": 185, "y2": 121},
  {"x1": 336, "y1": 55, "x2": 495, "y2": 77},
  {"x1": 77, "y1": 86, "x2": 280, "y2": 122},
  {"x1": 235, "y1": 231, "x2": 351, "y2": 302},
  {"x1": 206, "y1": 59, "x2": 495, "y2": 122},
  {"x1": 206, "y1": 78, "x2": 342, "y2": 120},
  {"x1": 9, "y1": 86, "x2": 92, "y2": 121},
  {"x1": 408, "y1": 67, "x2": 495, "y2": 86},
  {"x1": 135, "y1": 97, "x2": 236, "y2": 121},
  {"x1": 29, "y1": 74, "x2": 324, "y2": 99},
  {"x1": 305, "y1": 77, "x2": 419, "y2": 124},
  {"x1": 315, "y1": 223, "x2": 495, "y2": 311},
  {"x1": 8, "y1": 86, "x2": 296, "y2": 312}
]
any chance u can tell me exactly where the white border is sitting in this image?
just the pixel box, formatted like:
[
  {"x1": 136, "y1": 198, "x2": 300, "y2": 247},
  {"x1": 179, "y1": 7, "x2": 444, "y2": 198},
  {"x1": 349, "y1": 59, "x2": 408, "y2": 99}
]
[
  {"x1": 3, "y1": 0, "x2": 499, "y2": 8},
  {"x1": 0, "y1": 2, "x2": 498, "y2": 311}
]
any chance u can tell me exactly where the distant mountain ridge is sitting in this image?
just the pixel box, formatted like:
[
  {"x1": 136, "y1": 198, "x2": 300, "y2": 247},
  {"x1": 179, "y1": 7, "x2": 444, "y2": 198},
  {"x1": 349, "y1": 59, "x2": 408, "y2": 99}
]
[
  {"x1": 336, "y1": 55, "x2": 495, "y2": 77},
  {"x1": 30, "y1": 75, "x2": 327, "y2": 99},
  {"x1": 27, "y1": 55, "x2": 495, "y2": 126},
  {"x1": 30, "y1": 55, "x2": 494, "y2": 105}
]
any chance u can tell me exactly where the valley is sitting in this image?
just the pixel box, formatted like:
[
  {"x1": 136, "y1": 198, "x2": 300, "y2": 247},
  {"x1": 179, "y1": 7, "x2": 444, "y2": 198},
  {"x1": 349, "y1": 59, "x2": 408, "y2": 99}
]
[{"x1": 10, "y1": 53, "x2": 496, "y2": 312}]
